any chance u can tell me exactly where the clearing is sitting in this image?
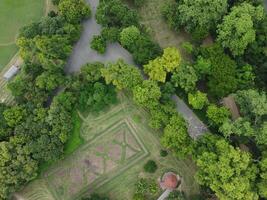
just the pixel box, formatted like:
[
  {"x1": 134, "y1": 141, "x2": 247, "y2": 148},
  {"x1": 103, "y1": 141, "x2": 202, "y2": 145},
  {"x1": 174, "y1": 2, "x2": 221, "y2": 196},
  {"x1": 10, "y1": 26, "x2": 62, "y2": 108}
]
[
  {"x1": 16, "y1": 92, "x2": 199, "y2": 200},
  {"x1": 0, "y1": 0, "x2": 45, "y2": 70}
]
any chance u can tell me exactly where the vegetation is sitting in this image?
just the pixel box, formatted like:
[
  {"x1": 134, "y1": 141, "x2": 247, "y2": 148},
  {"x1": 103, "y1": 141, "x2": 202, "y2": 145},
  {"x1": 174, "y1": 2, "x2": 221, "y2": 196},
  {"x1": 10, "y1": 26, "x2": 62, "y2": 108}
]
[{"x1": 143, "y1": 160, "x2": 158, "y2": 173}]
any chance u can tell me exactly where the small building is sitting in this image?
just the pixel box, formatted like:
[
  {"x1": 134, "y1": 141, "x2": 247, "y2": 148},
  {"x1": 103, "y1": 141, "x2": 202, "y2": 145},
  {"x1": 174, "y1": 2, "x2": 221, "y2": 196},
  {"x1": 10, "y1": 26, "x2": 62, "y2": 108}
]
[
  {"x1": 159, "y1": 172, "x2": 181, "y2": 190},
  {"x1": 3, "y1": 65, "x2": 20, "y2": 80}
]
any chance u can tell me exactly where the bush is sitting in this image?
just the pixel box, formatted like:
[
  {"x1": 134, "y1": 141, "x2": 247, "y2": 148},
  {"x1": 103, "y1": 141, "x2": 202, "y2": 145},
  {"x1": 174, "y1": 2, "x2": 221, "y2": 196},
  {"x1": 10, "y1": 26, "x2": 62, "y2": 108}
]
[
  {"x1": 101, "y1": 27, "x2": 120, "y2": 42},
  {"x1": 160, "y1": 149, "x2": 168, "y2": 157},
  {"x1": 188, "y1": 91, "x2": 209, "y2": 110},
  {"x1": 90, "y1": 35, "x2": 106, "y2": 54},
  {"x1": 143, "y1": 160, "x2": 157, "y2": 173},
  {"x1": 167, "y1": 191, "x2": 186, "y2": 200}
]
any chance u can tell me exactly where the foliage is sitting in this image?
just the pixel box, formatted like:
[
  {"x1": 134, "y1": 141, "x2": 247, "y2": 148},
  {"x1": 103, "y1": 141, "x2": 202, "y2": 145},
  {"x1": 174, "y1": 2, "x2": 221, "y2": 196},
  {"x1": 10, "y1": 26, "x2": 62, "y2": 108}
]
[
  {"x1": 0, "y1": 104, "x2": 11, "y2": 141},
  {"x1": 234, "y1": 89, "x2": 267, "y2": 124},
  {"x1": 96, "y1": 0, "x2": 139, "y2": 28},
  {"x1": 120, "y1": 26, "x2": 141, "y2": 49},
  {"x1": 143, "y1": 160, "x2": 158, "y2": 173},
  {"x1": 80, "y1": 62, "x2": 104, "y2": 83},
  {"x1": 206, "y1": 104, "x2": 230, "y2": 127},
  {"x1": 133, "y1": 178, "x2": 159, "y2": 200},
  {"x1": 3, "y1": 106, "x2": 27, "y2": 128},
  {"x1": 171, "y1": 64, "x2": 198, "y2": 93},
  {"x1": 160, "y1": 149, "x2": 168, "y2": 157},
  {"x1": 199, "y1": 44, "x2": 239, "y2": 97},
  {"x1": 78, "y1": 82, "x2": 117, "y2": 112},
  {"x1": 133, "y1": 80, "x2": 161, "y2": 109},
  {"x1": 219, "y1": 118, "x2": 255, "y2": 138},
  {"x1": 101, "y1": 59, "x2": 143, "y2": 90},
  {"x1": 217, "y1": 3, "x2": 264, "y2": 56},
  {"x1": 167, "y1": 191, "x2": 186, "y2": 200},
  {"x1": 162, "y1": 0, "x2": 228, "y2": 35},
  {"x1": 161, "y1": 114, "x2": 193, "y2": 157},
  {"x1": 91, "y1": 35, "x2": 107, "y2": 54},
  {"x1": 188, "y1": 91, "x2": 209, "y2": 110},
  {"x1": 258, "y1": 154, "x2": 267, "y2": 198},
  {"x1": 101, "y1": 27, "x2": 120, "y2": 42},
  {"x1": 144, "y1": 47, "x2": 181, "y2": 82},
  {"x1": 58, "y1": 0, "x2": 91, "y2": 24},
  {"x1": 195, "y1": 135, "x2": 258, "y2": 200}
]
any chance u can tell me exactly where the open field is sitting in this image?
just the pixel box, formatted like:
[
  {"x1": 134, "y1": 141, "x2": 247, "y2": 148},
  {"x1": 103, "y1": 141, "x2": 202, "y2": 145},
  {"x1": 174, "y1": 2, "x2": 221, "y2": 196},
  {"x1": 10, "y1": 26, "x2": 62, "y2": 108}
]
[
  {"x1": 135, "y1": 0, "x2": 191, "y2": 58},
  {"x1": 0, "y1": 0, "x2": 45, "y2": 70},
  {"x1": 16, "y1": 92, "x2": 200, "y2": 200}
]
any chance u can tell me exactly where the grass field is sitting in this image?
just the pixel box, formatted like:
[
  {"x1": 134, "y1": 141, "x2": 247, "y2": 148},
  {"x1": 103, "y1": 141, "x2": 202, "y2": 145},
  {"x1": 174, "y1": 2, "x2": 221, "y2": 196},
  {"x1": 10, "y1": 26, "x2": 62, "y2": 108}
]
[
  {"x1": 135, "y1": 0, "x2": 192, "y2": 59},
  {"x1": 16, "y1": 92, "x2": 200, "y2": 200},
  {"x1": 0, "y1": 0, "x2": 45, "y2": 70}
]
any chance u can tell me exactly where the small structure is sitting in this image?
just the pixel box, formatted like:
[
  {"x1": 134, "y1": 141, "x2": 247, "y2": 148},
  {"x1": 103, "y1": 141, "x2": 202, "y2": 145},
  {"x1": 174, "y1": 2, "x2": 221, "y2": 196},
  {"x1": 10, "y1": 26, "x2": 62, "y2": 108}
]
[
  {"x1": 159, "y1": 172, "x2": 180, "y2": 190},
  {"x1": 3, "y1": 65, "x2": 20, "y2": 80},
  {"x1": 222, "y1": 96, "x2": 240, "y2": 120},
  {"x1": 157, "y1": 172, "x2": 181, "y2": 200}
]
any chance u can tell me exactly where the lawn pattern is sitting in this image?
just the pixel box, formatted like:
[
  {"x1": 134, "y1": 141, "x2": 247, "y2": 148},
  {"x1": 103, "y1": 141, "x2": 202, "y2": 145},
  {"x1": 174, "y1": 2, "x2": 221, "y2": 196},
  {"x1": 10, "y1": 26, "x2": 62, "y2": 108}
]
[
  {"x1": 17, "y1": 93, "x2": 199, "y2": 200},
  {"x1": 43, "y1": 120, "x2": 149, "y2": 200}
]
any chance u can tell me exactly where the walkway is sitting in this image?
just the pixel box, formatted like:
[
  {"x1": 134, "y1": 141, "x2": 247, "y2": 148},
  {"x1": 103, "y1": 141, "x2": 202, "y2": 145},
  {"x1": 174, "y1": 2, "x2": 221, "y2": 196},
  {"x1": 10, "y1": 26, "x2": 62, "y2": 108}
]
[
  {"x1": 64, "y1": 0, "x2": 134, "y2": 74},
  {"x1": 64, "y1": 0, "x2": 208, "y2": 139}
]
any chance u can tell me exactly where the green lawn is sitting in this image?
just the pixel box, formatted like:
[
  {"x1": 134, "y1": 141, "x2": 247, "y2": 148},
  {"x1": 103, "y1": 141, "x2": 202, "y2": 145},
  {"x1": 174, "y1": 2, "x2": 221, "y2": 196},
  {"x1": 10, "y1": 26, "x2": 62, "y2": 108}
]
[
  {"x1": 0, "y1": 0, "x2": 45, "y2": 69},
  {"x1": 17, "y1": 92, "x2": 200, "y2": 200},
  {"x1": 0, "y1": 45, "x2": 17, "y2": 70}
]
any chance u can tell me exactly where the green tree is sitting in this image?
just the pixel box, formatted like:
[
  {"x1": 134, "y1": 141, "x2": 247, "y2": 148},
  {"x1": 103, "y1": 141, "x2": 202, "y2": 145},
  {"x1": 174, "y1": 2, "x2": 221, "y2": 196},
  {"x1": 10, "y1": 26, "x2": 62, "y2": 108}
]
[
  {"x1": 133, "y1": 80, "x2": 161, "y2": 109},
  {"x1": 206, "y1": 104, "x2": 230, "y2": 127},
  {"x1": 188, "y1": 91, "x2": 209, "y2": 110},
  {"x1": 178, "y1": 0, "x2": 228, "y2": 33},
  {"x1": 195, "y1": 137, "x2": 258, "y2": 200},
  {"x1": 3, "y1": 106, "x2": 27, "y2": 128},
  {"x1": 234, "y1": 89, "x2": 267, "y2": 124},
  {"x1": 255, "y1": 122, "x2": 267, "y2": 145},
  {"x1": 171, "y1": 64, "x2": 198, "y2": 93},
  {"x1": 258, "y1": 154, "x2": 267, "y2": 198},
  {"x1": 59, "y1": 0, "x2": 91, "y2": 24},
  {"x1": 80, "y1": 62, "x2": 104, "y2": 83},
  {"x1": 90, "y1": 35, "x2": 106, "y2": 54},
  {"x1": 217, "y1": 3, "x2": 264, "y2": 56},
  {"x1": 120, "y1": 26, "x2": 141, "y2": 49},
  {"x1": 144, "y1": 47, "x2": 181, "y2": 82},
  {"x1": 101, "y1": 60, "x2": 143, "y2": 90},
  {"x1": 161, "y1": 114, "x2": 193, "y2": 157}
]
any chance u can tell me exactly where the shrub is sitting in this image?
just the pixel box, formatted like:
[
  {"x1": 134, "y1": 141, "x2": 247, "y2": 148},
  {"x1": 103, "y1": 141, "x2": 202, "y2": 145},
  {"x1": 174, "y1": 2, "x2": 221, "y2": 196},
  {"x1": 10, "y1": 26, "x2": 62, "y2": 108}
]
[
  {"x1": 90, "y1": 35, "x2": 106, "y2": 54},
  {"x1": 101, "y1": 27, "x2": 120, "y2": 42},
  {"x1": 188, "y1": 91, "x2": 209, "y2": 110},
  {"x1": 160, "y1": 149, "x2": 168, "y2": 157},
  {"x1": 143, "y1": 160, "x2": 157, "y2": 173}
]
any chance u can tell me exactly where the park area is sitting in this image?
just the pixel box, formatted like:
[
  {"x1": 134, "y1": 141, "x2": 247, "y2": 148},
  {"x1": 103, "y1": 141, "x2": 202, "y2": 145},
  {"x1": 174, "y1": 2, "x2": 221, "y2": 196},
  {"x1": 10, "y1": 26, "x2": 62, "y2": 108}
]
[
  {"x1": 0, "y1": 0, "x2": 45, "y2": 70},
  {"x1": 16, "y1": 93, "x2": 199, "y2": 200}
]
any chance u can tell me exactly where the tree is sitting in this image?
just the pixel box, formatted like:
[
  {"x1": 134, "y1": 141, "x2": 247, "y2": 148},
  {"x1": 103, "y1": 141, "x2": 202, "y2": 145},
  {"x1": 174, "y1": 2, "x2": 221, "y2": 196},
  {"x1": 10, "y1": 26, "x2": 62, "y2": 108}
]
[
  {"x1": 206, "y1": 104, "x2": 230, "y2": 127},
  {"x1": 144, "y1": 47, "x2": 181, "y2": 82},
  {"x1": 219, "y1": 118, "x2": 255, "y2": 138},
  {"x1": 0, "y1": 104, "x2": 12, "y2": 141},
  {"x1": 177, "y1": 0, "x2": 228, "y2": 34},
  {"x1": 188, "y1": 91, "x2": 209, "y2": 110},
  {"x1": 234, "y1": 89, "x2": 267, "y2": 124},
  {"x1": 120, "y1": 26, "x2": 141, "y2": 49},
  {"x1": 96, "y1": 0, "x2": 139, "y2": 28},
  {"x1": 80, "y1": 62, "x2": 104, "y2": 83},
  {"x1": 36, "y1": 71, "x2": 65, "y2": 91},
  {"x1": 194, "y1": 56, "x2": 212, "y2": 77},
  {"x1": 58, "y1": 0, "x2": 91, "y2": 24},
  {"x1": 143, "y1": 160, "x2": 158, "y2": 173},
  {"x1": 199, "y1": 44, "x2": 238, "y2": 97},
  {"x1": 255, "y1": 122, "x2": 267, "y2": 145},
  {"x1": 258, "y1": 154, "x2": 267, "y2": 199},
  {"x1": 101, "y1": 60, "x2": 143, "y2": 90},
  {"x1": 217, "y1": 3, "x2": 264, "y2": 56},
  {"x1": 90, "y1": 35, "x2": 106, "y2": 54},
  {"x1": 133, "y1": 80, "x2": 161, "y2": 109},
  {"x1": 195, "y1": 137, "x2": 258, "y2": 200},
  {"x1": 161, "y1": 114, "x2": 193, "y2": 157},
  {"x1": 3, "y1": 106, "x2": 27, "y2": 128},
  {"x1": 0, "y1": 141, "x2": 38, "y2": 199},
  {"x1": 171, "y1": 64, "x2": 198, "y2": 93}
]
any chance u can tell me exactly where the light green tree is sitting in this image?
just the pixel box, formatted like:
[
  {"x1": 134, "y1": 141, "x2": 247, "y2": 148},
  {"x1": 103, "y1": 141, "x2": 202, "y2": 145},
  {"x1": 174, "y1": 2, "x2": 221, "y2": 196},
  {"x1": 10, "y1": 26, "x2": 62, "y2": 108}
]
[
  {"x1": 188, "y1": 91, "x2": 209, "y2": 110},
  {"x1": 217, "y1": 3, "x2": 264, "y2": 56},
  {"x1": 196, "y1": 138, "x2": 258, "y2": 200},
  {"x1": 144, "y1": 47, "x2": 181, "y2": 82}
]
